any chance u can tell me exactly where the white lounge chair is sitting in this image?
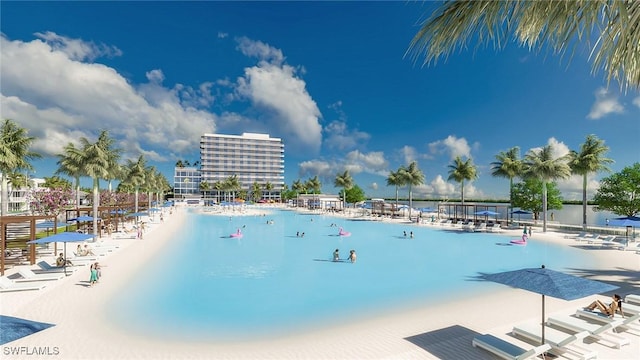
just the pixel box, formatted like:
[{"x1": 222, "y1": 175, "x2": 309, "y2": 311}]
[
  {"x1": 472, "y1": 334, "x2": 551, "y2": 360},
  {"x1": 489, "y1": 224, "x2": 503, "y2": 232},
  {"x1": 34, "y1": 261, "x2": 79, "y2": 273},
  {"x1": 0, "y1": 277, "x2": 47, "y2": 292},
  {"x1": 512, "y1": 323, "x2": 596, "y2": 360},
  {"x1": 587, "y1": 235, "x2": 618, "y2": 246},
  {"x1": 575, "y1": 308, "x2": 640, "y2": 330},
  {"x1": 547, "y1": 315, "x2": 630, "y2": 349},
  {"x1": 619, "y1": 302, "x2": 640, "y2": 316},
  {"x1": 474, "y1": 223, "x2": 487, "y2": 232},
  {"x1": 575, "y1": 233, "x2": 598, "y2": 242},
  {"x1": 16, "y1": 268, "x2": 65, "y2": 282},
  {"x1": 625, "y1": 294, "x2": 640, "y2": 306}
]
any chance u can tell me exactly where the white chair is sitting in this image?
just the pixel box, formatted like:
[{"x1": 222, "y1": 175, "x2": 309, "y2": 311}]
[
  {"x1": 35, "y1": 261, "x2": 79, "y2": 273},
  {"x1": 625, "y1": 294, "x2": 640, "y2": 306},
  {"x1": 16, "y1": 268, "x2": 65, "y2": 282},
  {"x1": 547, "y1": 315, "x2": 630, "y2": 349},
  {"x1": 0, "y1": 277, "x2": 47, "y2": 292},
  {"x1": 512, "y1": 322, "x2": 596, "y2": 360},
  {"x1": 472, "y1": 334, "x2": 551, "y2": 360},
  {"x1": 474, "y1": 223, "x2": 487, "y2": 232},
  {"x1": 575, "y1": 308, "x2": 640, "y2": 330}
]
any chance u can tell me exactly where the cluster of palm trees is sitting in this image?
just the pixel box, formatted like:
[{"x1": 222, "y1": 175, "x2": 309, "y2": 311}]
[
  {"x1": 1, "y1": 119, "x2": 171, "y2": 236},
  {"x1": 490, "y1": 135, "x2": 611, "y2": 232},
  {"x1": 198, "y1": 175, "x2": 243, "y2": 203},
  {"x1": 386, "y1": 161, "x2": 425, "y2": 219}
]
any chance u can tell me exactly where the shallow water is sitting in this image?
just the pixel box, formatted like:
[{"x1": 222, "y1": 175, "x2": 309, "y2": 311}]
[{"x1": 108, "y1": 208, "x2": 593, "y2": 341}]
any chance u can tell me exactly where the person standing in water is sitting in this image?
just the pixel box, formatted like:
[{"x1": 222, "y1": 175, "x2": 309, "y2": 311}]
[
  {"x1": 348, "y1": 250, "x2": 357, "y2": 263},
  {"x1": 333, "y1": 249, "x2": 340, "y2": 261}
]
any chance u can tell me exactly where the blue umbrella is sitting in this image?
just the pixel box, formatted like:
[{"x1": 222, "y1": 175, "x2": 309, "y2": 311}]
[
  {"x1": 27, "y1": 232, "x2": 95, "y2": 275},
  {"x1": 474, "y1": 210, "x2": 499, "y2": 216},
  {"x1": 419, "y1": 207, "x2": 437, "y2": 213},
  {"x1": 483, "y1": 265, "x2": 618, "y2": 344},
  {"x1": 126, "y1": 212, "x2": 149, "y2": 218},
  {"x1": 609, "y1": 216, "x2": 640, "y2": 227},
  {"x1": 68, "y1": 215, "x2": 100, "y2": 222},
  {"x1": 35, "y1": 221, "x2": 58, "y2": 228},
  {"x1": 511, "y1": 209, "x2": 532, "y2": 223}
]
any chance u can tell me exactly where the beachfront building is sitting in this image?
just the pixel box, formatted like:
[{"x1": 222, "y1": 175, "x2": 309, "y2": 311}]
[
  {"x1": 0, "y1": 175, "x2": 46, "y2": 213},
  {"x1": 173, "y1": 167, "x2": 201, "y2": 201},
  {"x1": 199, "y1": 132, "x2": 285, "y2": 203}
]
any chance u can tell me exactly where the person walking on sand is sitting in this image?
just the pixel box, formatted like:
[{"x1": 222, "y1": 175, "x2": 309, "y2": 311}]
[{"x1": 89, "y1": 263, "x2": 98, "y2": 287}]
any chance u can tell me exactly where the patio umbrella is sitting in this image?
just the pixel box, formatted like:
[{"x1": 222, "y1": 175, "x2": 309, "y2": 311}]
[
  {"x1": 474, "y1": 210, "x2": 499, "y2": 222},
  {"x1": 609, "y1": 216, "x2": 640, "y2": 241},
  {"x1": 511, "y1": 209, "x2": 532, "y2": 223},
  {"x1": 68, "y1": 215, "x2": 100, "y2": 222},
  {"x1": 482, "y1": 265, "x2": 618, "y2": 344},
  {"x1": 27, "y1": 232, "x2": 94, "y2": 275},
  {"x1": 419, "y1": 207, "x2": 437, "y2": 213},
  {"x1": 126, "y1": 212, "x2": 149, "y2": 218},
  {"x1": 36, "y1": 220, "x2": 59, "y2": 236}
]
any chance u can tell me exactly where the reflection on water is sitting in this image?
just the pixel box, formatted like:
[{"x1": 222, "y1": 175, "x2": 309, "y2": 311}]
[{"x1": 410, "y1": 202, "x2": 617, "y2": 227}]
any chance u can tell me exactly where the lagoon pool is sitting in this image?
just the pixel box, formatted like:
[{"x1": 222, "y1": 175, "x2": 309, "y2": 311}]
[{"x1": 108, "y1": 208, "x2": 592, "y2": 341}]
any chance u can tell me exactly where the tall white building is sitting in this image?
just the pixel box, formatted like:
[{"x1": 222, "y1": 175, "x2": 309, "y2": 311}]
[{"x1": 199, "y1": 132, "x2": 285, "y2": 201}]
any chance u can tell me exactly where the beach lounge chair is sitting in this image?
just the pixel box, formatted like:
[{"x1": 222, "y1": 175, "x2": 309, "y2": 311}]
[
  {"x1": 472, "y1": 334, "x2": 551, "y2": 360},
  {"x1": 34, "y1": 261, "x2": 79, "y2": 273},
  {"x1": 575, "y1": 233, "x2": 598, "y2": 242},
  {"x1": 16, "y1": 268, "x2": 65, "y2": 282},
  {"x1": 512, "y1": 323, "x2": 596, "y2": 360},
  {"x1": 489, "y1": 223, "x2": 503, "y2": 232},
  {"x1": 586, "y1": 235, "x2": 617, "y2": 247},
  {"x1": 575, "y1": 308, "x2": 640, "y2": 331},
  {"x1": 619, "y1": 302, "x2": 640, "y2": 316},
  {"x1": 547, "y1": 315, "x2": 630, "y2": 349},
  {"x1": 474, "y1": 223, "x2": 487, "y2": 232},
  {"x1": 0, "y1": 277, "x2": 47, "y2": 292},
  {"x1": 625, "y1": 294, "x2": 640, "y2": 306}
]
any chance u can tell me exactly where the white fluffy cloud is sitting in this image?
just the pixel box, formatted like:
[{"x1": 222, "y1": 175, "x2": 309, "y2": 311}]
[
  {"x1": 587, "y1": 87, "x2": 624, "y2": 119},
  {"x1": 428, "y1": 135, "x2": 472, "y2": 160},
  {"x1": 0, "y1": 33, "x2": 216, "y2": 161},
  {"x1": 234, "y1": 38, "x2": 322, "y2": 154}
]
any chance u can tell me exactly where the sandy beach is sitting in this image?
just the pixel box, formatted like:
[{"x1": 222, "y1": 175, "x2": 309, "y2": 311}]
[{"x1": 2, "y1": 206, "x2": 639, "y2": 359}]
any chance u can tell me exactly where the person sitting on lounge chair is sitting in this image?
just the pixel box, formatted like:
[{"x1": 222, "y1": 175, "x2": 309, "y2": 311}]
[
  {"x1": 56, "y1": 253, "x2": 73, "y2": 267},
  {"x1": 83, "y1": 244, "x2": 96, "y2": 256},
  {"x1": 76, "y1": 244, "x2": 86, "y2": 256},
  {"x1": 584, "y1": 294, "x2": 624, "y2": 318}
]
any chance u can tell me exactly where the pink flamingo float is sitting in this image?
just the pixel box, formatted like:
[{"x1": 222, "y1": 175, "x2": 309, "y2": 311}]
[
  {"x1": 510, "y1": 234, "x2": 527, "y2": 245},
  {"x1": 230, "y1": 228, "x2": 243, "y2": 238},
  {"x1": 338, "y1": 227, "x2": 351, "y2": 237}
]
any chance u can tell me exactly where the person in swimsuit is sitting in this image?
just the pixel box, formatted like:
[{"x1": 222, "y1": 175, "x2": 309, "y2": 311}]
[
  {"x1": 333, "y1": 249, "x2": 340, "y2": 261},
  {"x1": 348, "y1": 250, "x2": 357, "y2": 263},
  {"x1": 89, "y1": 263, "x2": 98, "y2": 287},
  {"x1": 585, "y1": 294, "x2": 623, "y2": 318}
]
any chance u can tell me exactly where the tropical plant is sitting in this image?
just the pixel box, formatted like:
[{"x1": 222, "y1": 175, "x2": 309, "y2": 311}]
[
  {"x1": 56, "y1": 142, "x2": 86, "y2": 210},
  {"x1": 512, "y1": 178, "x2": 564, "y2": 220},
  {"x1": 491, "y1": 146, "x2": 523, "y2": 223},
  {"x1": 251, "y1": 181, "x2": 261, "y2": 202},
  {"x1": 399, "y1": 161, "x2": 425, "y2": 220},
  {"x1": 29, "y1": 187, "x2": 73, "y2": 217},
  {"x1": 200, "y1": 180, "x2": 211, "y2": 200},
  {"x1": 42, "y1": 176, "x2": 72, "y2": 189},
  {"x1": 593, "y1": 163, "x2": 640, "y2": 217},
  {"x1": 386, "y1": 169, "x2": 404, "y2": 217},
  {"x1": 334, "y1": 170, "x2": 354, "y2": 209},
  {"x1": 305, "y1": 176, "x2": 322, "y2": 194},
  {"x1": 264, "y1": 181, "x2": 273, "y2": 201},
  {"x1": 569, "y1": 135, "x2": 613, "y2": 230},
  {"x1": 343, "y1": 184, "x2": 366, "y2": 205},
  {"x1": 0, "y1": 119, "x2": 40, "y2": 216},
  {"x1": 407, "y1": 0, "x2": 640, "y2": 91},
  {"x1": 523, "y1": 145, "x2": 572, "y2": 232},
  {"x1": 447, "y1": 156, "x2": 478, "y2": 204},
  {"x1": 122, "y1": 155, "x2": 147, "y2": 213}
]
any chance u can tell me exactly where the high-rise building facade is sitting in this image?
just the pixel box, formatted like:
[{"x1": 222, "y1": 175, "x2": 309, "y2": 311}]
[{"x1": 199, "y1": 132, "x2": 284, "y2": 201}]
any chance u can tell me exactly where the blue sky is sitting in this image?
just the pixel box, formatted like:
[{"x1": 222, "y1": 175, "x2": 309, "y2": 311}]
[{"x1": 1, "y1": 1, "x2": 638, "y2": 200}]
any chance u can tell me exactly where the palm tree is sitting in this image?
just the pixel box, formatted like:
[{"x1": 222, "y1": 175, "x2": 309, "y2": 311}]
[
  {"x1": 386, "y1": 169, "x2": 404, "y2": 217},
  {"x1": 56, "y1": 142, "x2": 86, "y2": 210},
  {"x1": 447, "y1": 156, "x2": 478, "y2": 205},
  {"x1": 408, "y1": 1, "x2": 640, "y2": 91},
  {"x1": 264, "y1": 181, "x2": 273, "y2": 202},
  {"x1": 569, "y1": 135, "x2": 613, "y2": 230},
  {"x1": 292, "y1": 179, "x2": 306, "y2": 206},
  {"x1": 399, "y1": 161, "x2": 425, "y2": 220},
  {"x1": 306, "y1": 176, "x2": 322, "y2": 194},
  {"x1": 123, "y1": 155, "x2": 147, "y2": 213},
  {"x1": 79, "y1": 134, "x2": 112, "y2": 235},
  {"x1": 251, "y1": 181, "x2": 261, "y2": 202},
  {"x1": 491, "y1": 147, "x2": 524, "y2": 224},
  {"x1": 523, "y1": 145, "x2": 572, "y2": 232},
  {"x1": 334, "y1": 170, "x2": 354, "y2": 210},
  {"x1": 0, "y1": 119, "x2": 40, "y2": 216},
  {"x1": 225, "y1": 175, "x2": 241, "y2": 201},
  {"x1": 200, "y1": 180, "x2": 211, "y2": 201}
]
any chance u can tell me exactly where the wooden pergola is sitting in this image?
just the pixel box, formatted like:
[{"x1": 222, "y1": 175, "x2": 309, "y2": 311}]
[{"x1": 0, "y1": 214, "x2": 57, "y2": 275}]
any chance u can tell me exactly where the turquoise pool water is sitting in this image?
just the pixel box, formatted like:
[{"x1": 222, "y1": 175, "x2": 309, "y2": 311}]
[{"x1": 108, "y1": 208, "x2": 592, "y2": 340}]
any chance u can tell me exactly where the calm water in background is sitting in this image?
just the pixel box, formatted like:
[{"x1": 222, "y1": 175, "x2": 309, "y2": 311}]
[
  {"x1": 107, "y1": 208, "x2": 596, "y2": 341},
  {"x1": 409, "y1": 202, "x2": 616, "y2": 227}
]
